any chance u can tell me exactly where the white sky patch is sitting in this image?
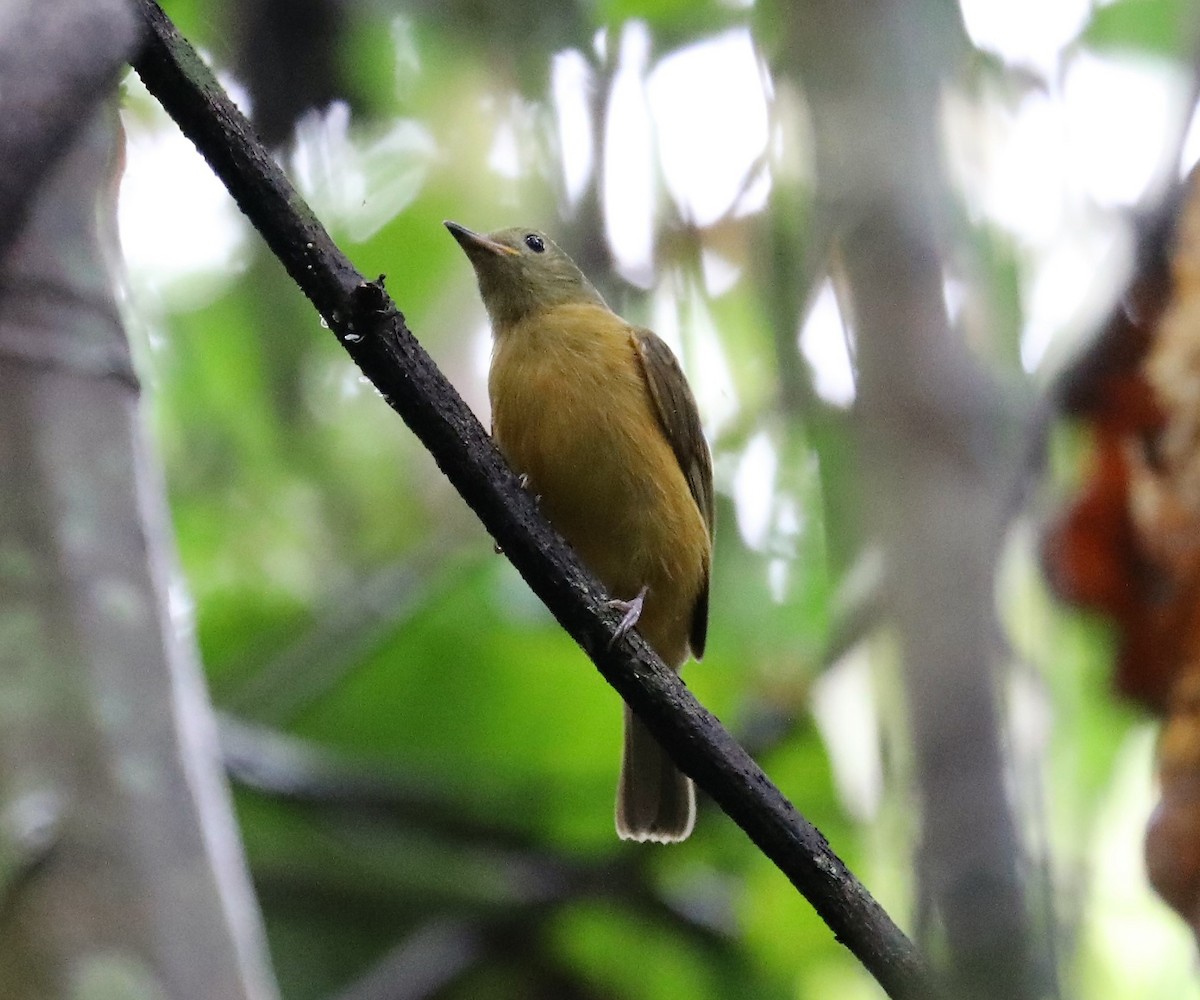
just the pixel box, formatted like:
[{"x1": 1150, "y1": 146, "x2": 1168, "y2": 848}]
[
  {"x1": 118, "y1": 79, "x2": 249, "y2": 307},
  {"x1": 943, "y1": 273, "x2": 968, "y2": 327},
  {"x1": 942, "y1": 46, "x2": 1186, "y2": 376},
  {"x1": 767, "y1": 557, "x2": 790, "y2": 602},
  {"x1": 733, "y1": 431, "x2": 777, "y2": 551},
  {"x1": 649, "y1": 275, "x2": 739, "y2": 434},
  {"x1": 812, "y1": 647, "x2": 882, "y2": 821},
  {"x1": 648, "y1": 274, "x2": 685, "y2": 356},
  {"x1": 799, "y1": 280, "x2": 856, "y2": 406},
  {"x1": 1181, "y1": 101, "x2": 1200, "y2": 175},
  {"x1": 733, "y1": 165, "x2": 772, "y2": 219},
  {"x1": 646, "y1": 28, "x2": 769, "y2": 227},
  {"x1": 770, "y1": 80, "x2": 815, "y2": 188},
  {"x1": 390, "y1": 16, "x2": 422, "y2": 93},
  {"x1": 943, "y1": 87, "x2": 1069, "y2": 243},
  {"x1": 689, "y1": 298, "x2": 739, "y2": 434},
  {"x1": 1020, "y1": 217, "x2": 1131, "y2": 373},
  {"x1": 1062, "y1": 52, "x2": 1191, "y2": 207},
  {"x1": 593, "y1": 26, "x2": 609, "y2": 64},
  {"x1": 291, "y1": 103, "x2": 435, "y2": 243},
  {"x1": 551, "y1": 49, "x2": 595, "y2": 207},
  {"x1": 1006, "y1": 668, "x2": 1053, "y2": 796},
  {"x1": 487, "y1": 116, "x2": 521, "y2": 180},
  {"x1": 472, "y1": 320, "x2": 492, "y2": 386},
  {"x1": 701, "y1": 248, "x2": 741, "y2": 297},
  {"x1": 767, "y1": 493, "x2": 805, "y2": 594},
  {"x1": 958, "y1": 0, "x2": 1090, "y2": 76},
  {"x1": 776, "y1": 494, "x2": 801, "y2": 540},
  {"x1": 604, "y1": 22, "x2": 656, "y2": 284}
]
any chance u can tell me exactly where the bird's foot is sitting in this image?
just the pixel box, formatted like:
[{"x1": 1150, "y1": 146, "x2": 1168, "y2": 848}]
[
  {"x1": 519, "y1": 474, "x2": 542, "y2": 506},
  {"x1": 606, "y1": 585, "x2": 648, "y2": 648},
  {"x1": 496, "y1": 475, "x2": 541, "y2": 554}
]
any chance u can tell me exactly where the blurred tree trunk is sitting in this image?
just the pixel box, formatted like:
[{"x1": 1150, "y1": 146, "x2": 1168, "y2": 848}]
[
  {"x1": 783, "y1": 0, "x2": 1047, "y2": 996},
  {"x1": 0, "y1": 96, "x2": 279, "y2": 999}
]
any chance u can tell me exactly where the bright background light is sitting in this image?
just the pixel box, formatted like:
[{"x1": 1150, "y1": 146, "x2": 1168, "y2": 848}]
[{"x1": 116, "y1": 5, "x2": 1200, "y2": 993}]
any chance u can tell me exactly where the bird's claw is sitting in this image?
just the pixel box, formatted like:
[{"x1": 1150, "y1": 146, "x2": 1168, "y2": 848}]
[
  {"x1": 495, "y1": 475, "x2": 540, "y2": 555},
  {"x1": 606, "y1": 585, "x2": 648, "y2": 648},
  {"x1": 515, "y1": 473, "x2": 542, "y2": 506}
]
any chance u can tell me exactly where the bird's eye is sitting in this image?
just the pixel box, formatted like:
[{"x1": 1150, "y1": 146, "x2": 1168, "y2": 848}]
[{"x1": 524, "y1": 234, "x2": 545, "y2": 253}]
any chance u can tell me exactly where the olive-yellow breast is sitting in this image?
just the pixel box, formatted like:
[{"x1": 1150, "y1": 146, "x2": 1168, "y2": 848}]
[{"x1": 446, "y1": 222, "x2": 713, "y2": 843}]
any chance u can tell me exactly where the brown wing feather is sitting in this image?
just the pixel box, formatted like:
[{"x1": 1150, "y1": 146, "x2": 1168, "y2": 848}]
[{"x1": 631, "y1": 328, "x2": 714, "y2": 658}]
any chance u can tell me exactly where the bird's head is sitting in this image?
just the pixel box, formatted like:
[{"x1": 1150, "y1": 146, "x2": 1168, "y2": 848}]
[{"x1": 445, "y1": 222, "x2": 606, "y2": 331}]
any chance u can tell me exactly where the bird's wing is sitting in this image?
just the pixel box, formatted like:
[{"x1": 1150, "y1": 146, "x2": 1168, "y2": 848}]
[{"x1": 631, "y1": 327, "x2": 714, "y2": 657}]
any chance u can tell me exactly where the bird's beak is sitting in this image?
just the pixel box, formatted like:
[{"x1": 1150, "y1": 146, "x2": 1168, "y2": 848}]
[{"x1": 444, "y1": 221, "x2": 519, "y2": 257}]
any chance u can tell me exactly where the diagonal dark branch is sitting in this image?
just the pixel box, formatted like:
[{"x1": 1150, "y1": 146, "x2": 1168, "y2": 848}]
[{"x1": 131, "y1": 3, "x2": 933, "y2": 995}]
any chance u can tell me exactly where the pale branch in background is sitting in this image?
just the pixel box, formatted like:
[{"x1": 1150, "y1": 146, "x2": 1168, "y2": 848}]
[{"x1": 0, "y1": 0, "x2": 138, "y2": 262}]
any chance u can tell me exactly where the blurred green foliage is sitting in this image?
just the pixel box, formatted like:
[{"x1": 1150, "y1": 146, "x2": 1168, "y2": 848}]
[{"x1": 120, "y1": 0, "x2": 1200, "y2": 997}]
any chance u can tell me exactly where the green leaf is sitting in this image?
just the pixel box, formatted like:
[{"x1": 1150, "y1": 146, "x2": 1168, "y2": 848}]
[{"x1": 1080, "y1": 0, "x2": 1199, "y2": 57}]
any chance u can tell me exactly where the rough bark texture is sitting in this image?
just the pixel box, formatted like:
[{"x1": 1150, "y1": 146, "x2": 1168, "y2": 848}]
[{"x1": 132, "y1": 2, "x2": 935, "y2": 995}]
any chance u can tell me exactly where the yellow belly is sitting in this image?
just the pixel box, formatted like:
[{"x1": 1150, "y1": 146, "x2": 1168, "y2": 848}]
[{"x1": 489, "y1": 304, "x2": 708, "y2": 668}]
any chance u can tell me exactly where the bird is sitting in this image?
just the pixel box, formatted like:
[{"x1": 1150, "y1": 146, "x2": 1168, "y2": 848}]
[{"x1": 445, "y1": 221, "x2": 714, "y2": 843}]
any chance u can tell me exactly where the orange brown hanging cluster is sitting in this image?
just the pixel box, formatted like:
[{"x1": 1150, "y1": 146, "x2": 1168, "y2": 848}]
[{"x1": 1044, "y1": 168, "x2": 1200, "y2": 938}]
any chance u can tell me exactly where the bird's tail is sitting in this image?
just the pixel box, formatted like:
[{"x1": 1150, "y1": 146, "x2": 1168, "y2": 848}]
[{"x1": 615, "y1": 705, "x2": 695, "y2": 843}]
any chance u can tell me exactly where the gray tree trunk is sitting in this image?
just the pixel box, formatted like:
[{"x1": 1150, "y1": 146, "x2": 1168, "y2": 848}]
[{"x1": 0, "y1": 100, "x2": 280, "y2": 1000}]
